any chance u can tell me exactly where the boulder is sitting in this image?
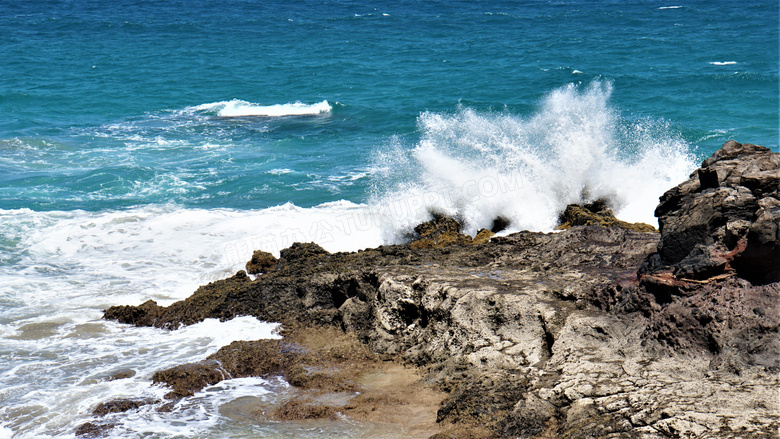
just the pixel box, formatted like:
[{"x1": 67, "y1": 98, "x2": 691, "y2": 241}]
[
  {"x1": 642, "y1": 140, "x2": 780, "y2": 284},
  {"x1": 410, "y1": 214, "x2": 472, "y2": 249}
]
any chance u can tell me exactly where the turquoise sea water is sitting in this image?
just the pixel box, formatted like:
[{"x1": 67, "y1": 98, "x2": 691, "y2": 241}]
[{"x1": 0, "y1": 0, "x2": 777, "y2": 437}]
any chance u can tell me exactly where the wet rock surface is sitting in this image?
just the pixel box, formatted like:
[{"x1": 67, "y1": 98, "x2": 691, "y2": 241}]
[
  {"x1": 103, "y1": 142, "x2": 779, "y2": 438},
  {"x1": 557, "y1": 200, "x2": 657, "y2": 232}
]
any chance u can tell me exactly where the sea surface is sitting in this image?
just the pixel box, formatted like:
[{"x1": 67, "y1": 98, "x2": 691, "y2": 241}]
[{"x1": 0, "y1": 0, "x2": 777, "y2": 437}]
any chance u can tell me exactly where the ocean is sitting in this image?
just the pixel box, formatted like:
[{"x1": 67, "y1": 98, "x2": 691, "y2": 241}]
[{"x1": 0, "y1": 0, "x2": 777, "y2": 437}]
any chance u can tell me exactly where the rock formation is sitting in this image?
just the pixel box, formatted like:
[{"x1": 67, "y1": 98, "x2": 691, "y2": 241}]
[
  {"x1": 641, "y1": 140, "x2": 780, "y2": 284},
  {"x1": 557, "y1": 200, "x2": 657, "y2": 232},
  {"x1": 99, "y1": 141, "x2": 779, "y2": 438}
]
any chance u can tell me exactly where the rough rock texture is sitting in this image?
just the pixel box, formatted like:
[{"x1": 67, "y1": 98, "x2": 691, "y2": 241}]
[
  {"x1": 92, "y1": 398, "x2": 158, "y2": 416},
  {"x1": 245, "y1": 249, "x2": 278, "y2": 274},
  {"x1": 410, "y1": 214, "x2": 495, "y2": 248},
  {"x1": 557, "y1": 200, "x2": 657, "y2": 233},
  {"x1": 641, "y1": 140, "x2": 780, "y2": 284},
  {"x1": 103, "y1": 142, "x2": 780, "y2": 438},
  {"x1": 150, "y1": 327, "x2": 379, "y2": 399}
]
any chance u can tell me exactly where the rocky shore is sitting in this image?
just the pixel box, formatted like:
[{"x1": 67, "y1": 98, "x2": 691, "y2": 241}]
[{"x1": 93, "y1": 141, "x2": 779, "y2": 438}]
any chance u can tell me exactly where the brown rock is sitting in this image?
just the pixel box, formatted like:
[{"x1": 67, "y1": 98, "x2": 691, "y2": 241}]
[
  {"x1": 151, "y1": 360, "x2": 229, "y2": 399},
  {"x1": 75, "y1": 422, "x2": 115, "y2": 438},
  {"x1": 92, "y1": 398, "x2": 157, "y2": 416},
  {"x1": 245, "y1": 250, "x2": 278, "y2": 274},
  {"x1": 410, "y1": 214, "x2": 472, "y2": 249},
  {"x1": 102, "y1": 144, "x2": 780, "y2": 438},
  {"x1": 557, "y1": 200, "x2": 657, "y2": 232}
]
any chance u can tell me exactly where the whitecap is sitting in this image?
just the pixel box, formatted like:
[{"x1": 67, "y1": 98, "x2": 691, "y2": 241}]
[
  {"x1": 709, "y1": 61, "x2": 737, "y2": 65},
  {"x1": 267, "y1": 168, "x2": 294, "y2": 175},
  {"x1": 658, "y1": 5, "x2": 682, "y2": 9},
  {"x1": 193, "y1": 99, "x2": 332, "y2": 117}
]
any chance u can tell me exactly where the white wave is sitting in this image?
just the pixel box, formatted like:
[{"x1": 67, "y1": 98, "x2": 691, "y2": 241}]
[
  {"x1": 370, "y1": 80, "x2": 697, "y2": 242},
  {"x1": 709, "y1": 61, "x2": 737, "y2": 66},
  {"x1": 194, "y1": 99, "x2": 332, "y2": 117},
  {"x1": 104, "y1": 377, "x2": 277, "y2": 438},
  {"x1": 0, "y1": 200, "x2": 386, "y2": 437},
  {"x1": 658, "y1": 5, "x2": 682, "y2": 9}
]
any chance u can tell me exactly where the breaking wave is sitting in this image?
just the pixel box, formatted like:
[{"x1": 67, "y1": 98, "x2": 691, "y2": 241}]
[{"x1": 370, "y1": 81, "x2": 698, "y2": 241}]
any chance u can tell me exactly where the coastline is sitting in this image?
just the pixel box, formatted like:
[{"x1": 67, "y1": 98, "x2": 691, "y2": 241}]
[{"x1": 95, "y1": 141, "x2": 779, "y2": 438}]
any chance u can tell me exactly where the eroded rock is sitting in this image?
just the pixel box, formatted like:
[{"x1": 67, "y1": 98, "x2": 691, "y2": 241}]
[
  {"x1": 643, "y1": 140, "x2": 780, "y2": 284},
  {"x1": 245, "y1": 249, "x2": 278, "y2": 274},
  {"x1": 101, "y1": 141, "x2": 780, "y2": 439},
  {"x1": 557, "y1": 200, "x2": 657, "y2": 232}
]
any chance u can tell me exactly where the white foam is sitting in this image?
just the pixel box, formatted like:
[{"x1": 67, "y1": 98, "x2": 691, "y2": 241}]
[
  {"x1": 105, "y1": 377, "x2": 276, "y2": 438},
  {"x1": 194, "y1": 99, "x2": 332, "y2": 117},
  {"x1": 658, "y1": 5, "x2": 682, "y2": 9},
  {"x1": 370, "y1": 80, "x2": 697, "y2": 241},
  {"x1": 709, "y1": 61, "x2": 737, "y2": 65},
  {"x1": 0, "y1": 201, "x2": 384, "y2": 436},
  {"x1": 268, "y1": 168, "x2": 294, "y2": 175}
]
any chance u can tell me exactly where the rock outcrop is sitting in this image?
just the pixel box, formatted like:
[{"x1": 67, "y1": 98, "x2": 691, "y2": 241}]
[
  {"x1": 641, "y1": 140, "x2": 780, "y2": 284},
  {"x1": 101, "y1": 141, "x2": 779, "y2": 438},
  {"x1": 557, "y1": 200, "x2": 657, "y2": 232},
  {"x1": 245, "y1": 249, "x2": 277, "y2": 274}
]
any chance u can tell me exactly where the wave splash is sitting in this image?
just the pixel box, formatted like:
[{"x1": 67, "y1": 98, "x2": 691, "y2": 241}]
[
  {"x1": 193, "y1": 99, "x2": 332, "y2": 117},
  {"x1": 371, "y1": 81, "x2": 698, "y2": 241}
]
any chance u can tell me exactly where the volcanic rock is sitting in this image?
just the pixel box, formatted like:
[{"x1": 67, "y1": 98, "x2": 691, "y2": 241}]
[
  {"x1": 102, "y1": 141, "x2": 780, "y2": 438},
  {"x1": 557, "y1": 200, "x2": 657, "y2": 232},
  {"x1": 245, "y1": 249, "x2": 278, "y2": 274},
  {"x1": 642, "y1": 140, "x2": 780, "y2": 284}
]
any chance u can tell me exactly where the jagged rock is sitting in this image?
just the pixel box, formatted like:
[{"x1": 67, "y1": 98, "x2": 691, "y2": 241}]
[
  {"x1": 151, "y1": 339, "x2": 296, "y2": 399},
  {"x1": 102, "y1": 299, "x2": 164, "y2": 327},
  {"x1": 104, "y1": 270, "x2": 253, "y2": 329},
  {"x1": 410, "y1": 214, "x2": 472, "y2": 249},
  {"x1": 278, "y1": 242, "x2": 330, "y2": 264},
  {"x1": 557, "y1": 200, "x2": 657, "y2": 232},
  {"x1": 245, "y1": 249, "x2": 277, "y2": 274},
  {"x1": 643, "y1": 140, "x2": 780, "y2": 284},
  {"x1": 471, "y1": 228, "x2": 495, "y2": 244},
  {"x1": 410, "y1": 215, "x2": 497, "y2": 248},
  {"x1": 103, "y1": 144, "x2": 780, "y2": 438}
]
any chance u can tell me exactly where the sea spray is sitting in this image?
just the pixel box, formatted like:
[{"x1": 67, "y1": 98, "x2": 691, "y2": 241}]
[{"x1": 370, "y1": 81, "x2": 698, "y2": 241}]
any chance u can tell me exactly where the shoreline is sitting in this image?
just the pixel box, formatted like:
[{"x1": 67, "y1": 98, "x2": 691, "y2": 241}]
[{"x1": 95, "y1": 141, "x2": 779, "y2": 438}]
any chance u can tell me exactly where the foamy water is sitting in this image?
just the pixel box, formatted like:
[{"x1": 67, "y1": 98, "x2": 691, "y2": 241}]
[
  {"x1": 193, "y1": 100, "x2": 333, "y2": 118},
  {"x1": 371, "y1": 81, "x2": 698, "y2": 241},
  {"x1": 0, "y1": 202, "x2": 385, "y2": 437}
]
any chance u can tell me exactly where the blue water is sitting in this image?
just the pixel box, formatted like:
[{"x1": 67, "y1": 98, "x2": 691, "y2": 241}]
[
  {"x1": 2, "y1": 0, "x2": 777, "y2": 212},
  {"x1": 0, "y1": 0, "x2": 778, "y2": 437}
]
